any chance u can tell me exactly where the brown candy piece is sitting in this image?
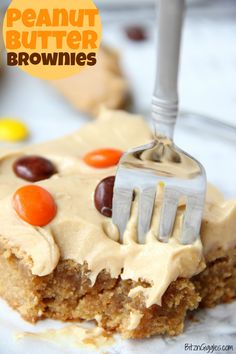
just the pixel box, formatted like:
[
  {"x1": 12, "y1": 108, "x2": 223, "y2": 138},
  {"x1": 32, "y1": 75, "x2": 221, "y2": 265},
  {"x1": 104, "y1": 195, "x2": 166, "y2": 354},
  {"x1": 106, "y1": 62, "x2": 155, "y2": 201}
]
[
  {"x1": 13, "y1": 155, "x2": 57, "y2": 182},
  {"x1": 125, "y1": 26, "x2": 147, "y2": 41},
  {"x1": 94, "y1": 176, "x2": 115, "y2": 217}
]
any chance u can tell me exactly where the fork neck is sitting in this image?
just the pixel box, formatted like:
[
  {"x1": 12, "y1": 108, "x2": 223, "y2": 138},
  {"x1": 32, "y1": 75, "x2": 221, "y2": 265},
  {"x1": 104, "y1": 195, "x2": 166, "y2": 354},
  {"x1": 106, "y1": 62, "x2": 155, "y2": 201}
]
[
  {"x1": 152, "y1": 97, "x2": 178, "y2": 141},
  {"x1": 152, "y1": 0, "x2": 185, "y2": 141}
]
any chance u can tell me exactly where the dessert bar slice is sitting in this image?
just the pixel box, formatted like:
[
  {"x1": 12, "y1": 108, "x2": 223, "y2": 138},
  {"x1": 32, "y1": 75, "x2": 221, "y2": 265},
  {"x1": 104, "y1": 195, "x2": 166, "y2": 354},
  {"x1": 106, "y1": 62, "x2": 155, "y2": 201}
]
[{"x1": 0, "y1": 110, "x2": 235, "y2": 338}]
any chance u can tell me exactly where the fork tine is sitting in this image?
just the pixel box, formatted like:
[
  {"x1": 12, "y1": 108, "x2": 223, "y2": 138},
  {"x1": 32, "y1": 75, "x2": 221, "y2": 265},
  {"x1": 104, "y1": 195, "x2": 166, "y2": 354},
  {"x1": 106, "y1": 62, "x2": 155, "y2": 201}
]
[
  {"x1": 112, "y1": 187, "x2": 133, "y2": 242},
  {"x1": 181, "y1": 194, "x2": 205, "y2": 245},
  {"x1": 158, "y1": 188, "x2": 180, "y2": 243},
  {"x1": 138, "y1": 187, "x2": 156, "y2": 243}
]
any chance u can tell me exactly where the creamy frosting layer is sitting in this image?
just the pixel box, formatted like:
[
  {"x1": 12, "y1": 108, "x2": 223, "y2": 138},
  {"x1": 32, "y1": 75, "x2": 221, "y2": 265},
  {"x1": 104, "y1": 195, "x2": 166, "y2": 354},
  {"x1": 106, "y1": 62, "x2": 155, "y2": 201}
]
[{"x1": 0, "y1": 109, "x2": 235, "y2": 307}]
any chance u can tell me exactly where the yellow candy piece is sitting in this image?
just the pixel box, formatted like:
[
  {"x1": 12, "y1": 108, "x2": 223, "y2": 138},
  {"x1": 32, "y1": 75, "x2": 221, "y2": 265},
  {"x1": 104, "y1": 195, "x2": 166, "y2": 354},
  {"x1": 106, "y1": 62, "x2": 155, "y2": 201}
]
[{"x1": 0, "y1": 118, "x2": 29, "y2": 142}]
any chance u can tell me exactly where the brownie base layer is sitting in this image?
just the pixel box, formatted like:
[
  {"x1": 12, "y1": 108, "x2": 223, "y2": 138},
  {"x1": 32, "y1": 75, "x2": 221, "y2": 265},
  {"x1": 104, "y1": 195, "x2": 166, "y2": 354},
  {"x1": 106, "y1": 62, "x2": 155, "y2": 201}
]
[
  {"x1": 193, "y1": 247, "x2": 236, "y2": 307},
  {"x1": 0, "y1": 243, "x2": 235, "y2": 339}
]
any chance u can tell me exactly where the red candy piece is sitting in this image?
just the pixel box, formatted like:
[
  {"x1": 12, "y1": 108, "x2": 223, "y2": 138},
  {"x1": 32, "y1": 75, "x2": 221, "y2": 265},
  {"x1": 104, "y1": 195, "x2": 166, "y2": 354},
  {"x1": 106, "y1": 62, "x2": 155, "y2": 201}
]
[
  {"x1": 83, "y1": 148, "x2": 123, "y2": 168},
  {"x1": 13, "y1": 185, "x2": 57, "y2": 226}
]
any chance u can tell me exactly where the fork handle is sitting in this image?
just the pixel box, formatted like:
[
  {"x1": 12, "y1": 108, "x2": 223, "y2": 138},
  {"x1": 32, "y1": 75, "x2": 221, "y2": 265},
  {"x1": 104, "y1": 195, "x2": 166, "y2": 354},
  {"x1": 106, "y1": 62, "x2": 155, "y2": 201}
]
[{"x1": 152, "y1": 0, "x2": 185, "y2": 140}]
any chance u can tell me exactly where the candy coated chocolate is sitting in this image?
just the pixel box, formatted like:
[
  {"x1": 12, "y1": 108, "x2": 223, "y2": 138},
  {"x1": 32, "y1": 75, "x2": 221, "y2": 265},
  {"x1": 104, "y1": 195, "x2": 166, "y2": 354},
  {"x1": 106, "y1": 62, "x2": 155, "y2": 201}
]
[
  {"x1": 13, "y1": 155, "x2": 56, "y2": 182},
  {"x1": 0, "y1": 118, "x2": 29, "y2": 142},
  {"x1": 125, "y1": 26, "x2": 147, "y2": 41},
  {"x1": 94, "y1": 176, "x2": 115, "y2": 217}
]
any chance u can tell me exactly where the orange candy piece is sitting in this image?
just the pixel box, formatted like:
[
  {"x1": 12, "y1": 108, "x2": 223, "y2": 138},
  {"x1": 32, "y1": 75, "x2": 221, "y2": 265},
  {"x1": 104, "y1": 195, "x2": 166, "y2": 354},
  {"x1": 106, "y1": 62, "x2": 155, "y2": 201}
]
[
  {"x1": 13, "y1": 185, "x2": 57, "y2": 226},
  {"x1": 83, "y1": 148, "x2": 123, "y2": 168}
]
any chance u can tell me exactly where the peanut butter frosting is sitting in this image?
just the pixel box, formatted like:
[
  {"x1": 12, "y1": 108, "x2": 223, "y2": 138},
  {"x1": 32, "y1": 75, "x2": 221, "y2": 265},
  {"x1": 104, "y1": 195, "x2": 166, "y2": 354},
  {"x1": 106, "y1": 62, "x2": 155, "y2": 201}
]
[{"x1": 0, "y1": 109, "x2": 235, "y2": 308}]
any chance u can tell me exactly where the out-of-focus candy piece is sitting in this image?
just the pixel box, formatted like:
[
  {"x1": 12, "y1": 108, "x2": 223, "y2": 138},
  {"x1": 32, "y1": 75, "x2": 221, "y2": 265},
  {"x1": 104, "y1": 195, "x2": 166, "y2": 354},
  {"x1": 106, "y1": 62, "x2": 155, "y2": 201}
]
[
  {"x1": 0, "y1": 118, "x2": 29, "y2": 142},
  {"x1": 12, "y1": 185, "x2": 57, "y2": 226},
  {"x1": 125, "y1": 26, "x2": 147, "y2": 41}
]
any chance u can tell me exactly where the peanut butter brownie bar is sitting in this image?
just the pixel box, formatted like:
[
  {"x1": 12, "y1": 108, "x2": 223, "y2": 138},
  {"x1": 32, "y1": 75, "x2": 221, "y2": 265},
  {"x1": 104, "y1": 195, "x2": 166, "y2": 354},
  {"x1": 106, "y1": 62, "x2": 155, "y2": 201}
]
[{"x1": 0, "y1": 110, "x2": 235, "y2": 338}]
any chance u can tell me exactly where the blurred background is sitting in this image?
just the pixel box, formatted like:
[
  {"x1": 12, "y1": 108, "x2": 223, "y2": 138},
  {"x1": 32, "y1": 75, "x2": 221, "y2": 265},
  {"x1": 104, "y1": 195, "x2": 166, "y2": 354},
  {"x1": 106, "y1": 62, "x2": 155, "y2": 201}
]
[{"x1": 0, "y1": 0, "x2": 236, "y2": 196}]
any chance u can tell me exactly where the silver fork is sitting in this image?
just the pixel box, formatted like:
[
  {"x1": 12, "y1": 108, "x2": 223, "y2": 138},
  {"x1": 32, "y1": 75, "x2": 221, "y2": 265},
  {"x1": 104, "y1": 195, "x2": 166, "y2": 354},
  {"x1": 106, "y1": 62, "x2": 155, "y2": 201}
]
[{"x1": 112, "y1": 0, "x2": 206, "y2": 245}]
